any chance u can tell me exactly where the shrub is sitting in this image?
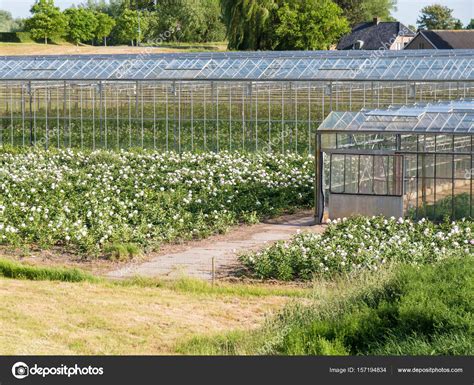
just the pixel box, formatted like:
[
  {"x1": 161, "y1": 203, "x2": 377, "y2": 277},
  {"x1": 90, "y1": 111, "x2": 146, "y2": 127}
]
[
  {"x1": 241, "y1": 216, "x2": 473, "y2": 280},
  {"x1": 104, "y1": 243, "x2": 142, "y2": 261},
  {"x1": 0, "y1": 149, "x2": 313, "y2": 256},
  {"x1": 0, "y1": 32, "x2": 33, "y2": 42}
]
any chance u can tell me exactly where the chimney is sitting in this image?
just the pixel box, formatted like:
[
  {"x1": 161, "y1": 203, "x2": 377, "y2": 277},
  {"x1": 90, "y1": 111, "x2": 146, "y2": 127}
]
[
  {"x1": 373, "y1": 17, "x2": 380, "y2": 25},
  {"x1": 355, "y1": 40, "x2": 364, "y2": 49}
]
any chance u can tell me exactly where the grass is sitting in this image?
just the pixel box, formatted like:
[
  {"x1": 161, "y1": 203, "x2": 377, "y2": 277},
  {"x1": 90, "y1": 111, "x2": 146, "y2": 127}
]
[
  {"x1": 177, "y1": 256, "x2": 474, "y2": 355},
  {"x1": 2, "y1": 254, "x2": 471, "y2": 355},
  {"x1": 0, "y1": 258, "x2": 308, "y2": 354},
  {"x1": 0, "y1": 257, "x2": 309, "y2": 298},
  {"x1": 0, "y1": 257, "x2": 98, "y2": 283},
  {"x1": 0, "y1": 276, "x2": 290, "y2": 354},
  {"x1": 0, "y1": 41, "x2": 227, "y2": 56},
  {"x1": 122, "y1": 276, "x2": 310, "y2": 298},
  {"x1": 104, "y1": 243, "x2": 143, "y2": 261},
  {"x1": 142, "y1": 41, "x2": 227, "y2": 51}
]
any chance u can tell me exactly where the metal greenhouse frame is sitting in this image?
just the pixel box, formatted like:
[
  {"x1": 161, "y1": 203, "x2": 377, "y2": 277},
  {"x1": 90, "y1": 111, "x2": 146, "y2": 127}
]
[
  {"x1": 1, "y1": 50, "x2": 474, "y2": 154},
  {"x1": 315, "y1": 99, "x2": 473, "y2": 222}
]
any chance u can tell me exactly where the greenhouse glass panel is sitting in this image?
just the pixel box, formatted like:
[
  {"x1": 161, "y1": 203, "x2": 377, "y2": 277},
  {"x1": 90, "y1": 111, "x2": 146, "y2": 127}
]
[{"x1": 316, "y1": 99, "x2": 473, "y2": 222}]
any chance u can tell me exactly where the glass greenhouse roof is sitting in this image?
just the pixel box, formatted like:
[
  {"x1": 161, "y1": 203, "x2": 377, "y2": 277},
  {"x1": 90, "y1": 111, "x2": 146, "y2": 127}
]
[
  {"x1": 0, "y1": 49, "x2": 473, "y2": 81},
  {"x1": 318, "y1": 99, "x2": 474, "y2": 135}
]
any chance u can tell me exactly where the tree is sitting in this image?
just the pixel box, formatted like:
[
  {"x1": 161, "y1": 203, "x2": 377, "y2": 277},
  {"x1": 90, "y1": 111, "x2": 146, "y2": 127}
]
[
  {"x1": 196, "y1": 0, "x2": 226, "y2": 42},
  {"x1": 274, "y1": 0, "x2": 350, "y2": 50},
  {"x1": 221, "y1": 0, "x2": 350, "y2": 50},
  {"x1": 417, "y1": 4, "x2": 463, "y2": 30},
  {"x1": 81, "y1": 0, "x2": 123, "y2": 18},
  {"x1": 95, "y1": 12, "x2": 116, "y2": 46},
  {"x1": 221, "y1": 0, "x2": 276, "y2": 50},
  {"x1": 453, "y1": 19, "x2": 463, "y2": 29},
  {"x1": 151, "y1": 0, "x2": 226, "y2": 43},
  {"x1": 115, "y1": 9, "x2": 149, "y2": 46},
  {"x1": 334, "y1": 0, "x2": 397, "y2": 26},
  {"x1": 26, "y1": 0, "x2": 68, "y2": 44},
  {"x1": 78, "y1": 0, "x2": 225, "y2": 44},
  {"x1": 0, "y1": 10, "x2": 17, "y2": 32},
  {"x1": 466, "y1": 19, "x2": 474, "y2": 30},
  {"x1": 64, "y1": 8, "x2": 98, "y2": 45}
]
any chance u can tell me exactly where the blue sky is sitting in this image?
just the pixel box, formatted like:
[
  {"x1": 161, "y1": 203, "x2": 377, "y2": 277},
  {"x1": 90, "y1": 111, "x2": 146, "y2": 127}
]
[{"x1": 1, "y1": 0, "x2": 473, "y2": 26}]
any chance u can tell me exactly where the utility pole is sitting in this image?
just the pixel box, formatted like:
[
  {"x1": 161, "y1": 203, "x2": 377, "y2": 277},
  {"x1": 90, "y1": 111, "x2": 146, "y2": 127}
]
[{"x1": 137, "y1": 0, "x2": 141, "y2": 46}]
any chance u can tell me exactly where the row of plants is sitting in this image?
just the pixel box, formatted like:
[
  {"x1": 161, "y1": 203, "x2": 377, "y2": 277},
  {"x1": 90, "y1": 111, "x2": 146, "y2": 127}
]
[
  {"x1": 408, "y1": 193, "x2": 472, "y2": 222},
  {"x1": 0, "y1": 147, "x2": 314, "y2": 255},
  {"x1": 0, "y1": 121, "x2": 317, "y2": 154},
  {"x1": 241, "y1": 215, "x2": 473, "y2": 280}
]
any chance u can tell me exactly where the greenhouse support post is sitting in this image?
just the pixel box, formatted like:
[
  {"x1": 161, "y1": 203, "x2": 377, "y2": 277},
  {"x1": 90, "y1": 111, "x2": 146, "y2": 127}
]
[{"x1": 314, "y1": 132, "x2": 324, "y2": 224}]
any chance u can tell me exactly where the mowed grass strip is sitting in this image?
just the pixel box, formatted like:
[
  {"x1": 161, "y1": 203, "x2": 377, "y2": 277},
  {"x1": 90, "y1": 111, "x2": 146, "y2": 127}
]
[
  {"x1": 0, "y1": 258, "x2": 309, "y2": 298},
  {"x1": 0, "y1": 276, "x2": 293, "y2": 355},
  {"x1": 0, "y1": 42, "x2": 227, "y2": 56},
  {"x1": 121, "y1": 276, "x2": 310, "y2": 298}
]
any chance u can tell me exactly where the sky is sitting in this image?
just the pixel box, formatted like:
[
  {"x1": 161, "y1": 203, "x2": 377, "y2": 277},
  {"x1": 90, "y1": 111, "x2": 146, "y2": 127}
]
[
  {"x1": 1, "y1": 0, "x2": 473, "y2": 26},
  {"x1": 393, "y1": 0, "x2": 473, "y2": 27}
]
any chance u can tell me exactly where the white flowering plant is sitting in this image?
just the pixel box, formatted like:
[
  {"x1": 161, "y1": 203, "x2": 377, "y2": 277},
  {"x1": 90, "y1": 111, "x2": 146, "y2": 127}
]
[
  {"x1": 0, "y1": 147, "x2": 314, "y2": 255},
  {"x1": 241, "y1": 216, "x2": 474, "y2": 281}
]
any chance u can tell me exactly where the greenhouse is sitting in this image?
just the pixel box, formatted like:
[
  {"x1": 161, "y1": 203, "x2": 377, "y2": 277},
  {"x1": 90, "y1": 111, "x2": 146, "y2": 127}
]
[
  {"x1": 1, "y1": 50, "x2": 474, "y2": 153},
  {"x1": 315, "y1": 99, "x2": 473, "y2": 222},
  {"x1": 0, "y1": 50, "x2": 473, "y2": 221}
]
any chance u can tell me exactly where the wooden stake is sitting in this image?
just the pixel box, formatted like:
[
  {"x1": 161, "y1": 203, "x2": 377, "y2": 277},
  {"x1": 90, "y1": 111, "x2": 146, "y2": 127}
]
[{"x1": 211, "y1": 257, "x2": 215, "y2": 287}]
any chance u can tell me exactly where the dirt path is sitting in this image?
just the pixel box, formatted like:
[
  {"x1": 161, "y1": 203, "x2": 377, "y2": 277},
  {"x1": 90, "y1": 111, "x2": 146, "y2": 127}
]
[{"x1": 108, "y1": 211, "x2": 324, "y2": 280}]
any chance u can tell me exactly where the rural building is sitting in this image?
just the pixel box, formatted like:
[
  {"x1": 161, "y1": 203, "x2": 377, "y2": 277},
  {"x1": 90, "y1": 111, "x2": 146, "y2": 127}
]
[
  {"x1": 337, "y1": 18, "x2": 415, "y2": 50},
  {"x1": 404, "y1": 30, "x2": 474, "y2": 50}
]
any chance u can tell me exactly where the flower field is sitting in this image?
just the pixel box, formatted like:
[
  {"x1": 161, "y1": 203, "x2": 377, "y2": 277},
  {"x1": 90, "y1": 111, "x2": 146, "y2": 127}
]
[
  {"x1": 0, "y1": 147, "x2": 314, "y2": 255},
  {"x1": 241, "y1": 216, "x2": 474, "y2": 280}
]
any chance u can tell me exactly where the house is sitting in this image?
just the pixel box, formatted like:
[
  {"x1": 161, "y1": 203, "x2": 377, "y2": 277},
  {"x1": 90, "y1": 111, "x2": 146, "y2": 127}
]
[
  {"x1": 337, "y1": 18, "x2": 415, "y2": 50},
  {"x1": 404, "y1": 30, "x2": 474, "y2": 49}
]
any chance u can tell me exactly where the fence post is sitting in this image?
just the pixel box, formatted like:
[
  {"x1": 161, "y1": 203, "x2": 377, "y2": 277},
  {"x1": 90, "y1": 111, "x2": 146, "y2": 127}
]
[{"x1": 211, "y1": 257, "x2": 215, "y2": 286}]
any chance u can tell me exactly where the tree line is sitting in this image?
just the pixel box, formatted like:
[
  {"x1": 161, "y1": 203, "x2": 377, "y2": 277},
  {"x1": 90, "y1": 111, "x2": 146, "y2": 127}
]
[
  {"x1": 1, "y1": 0, "x2": 226, "y2": 46},
  {"x1": 0, "y1": 0, "x2": 473, "y2": 49}
]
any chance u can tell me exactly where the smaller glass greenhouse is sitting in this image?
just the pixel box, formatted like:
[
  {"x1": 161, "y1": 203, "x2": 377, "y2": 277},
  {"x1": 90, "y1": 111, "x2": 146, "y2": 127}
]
[{"x1": 315, "y1": 99, "x2": 473, "y2": 222}]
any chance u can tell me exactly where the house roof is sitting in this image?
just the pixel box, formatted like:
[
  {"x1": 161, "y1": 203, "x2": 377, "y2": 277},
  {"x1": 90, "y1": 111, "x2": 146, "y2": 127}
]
[
  {"x1": 412, "y1": 30, "x2": 474, "y2": 49},
  {"x1": 337, "y1": 21, "x2": 415, "y2": 50}
]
